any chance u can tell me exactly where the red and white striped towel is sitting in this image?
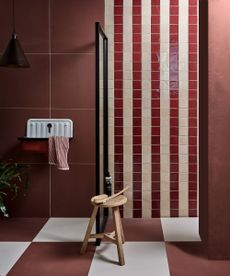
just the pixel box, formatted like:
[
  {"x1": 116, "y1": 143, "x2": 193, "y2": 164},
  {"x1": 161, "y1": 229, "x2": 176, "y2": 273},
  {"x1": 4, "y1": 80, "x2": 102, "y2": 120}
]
[{"x1": 48, "y1": 136, "x2": 69, "y2": 170}]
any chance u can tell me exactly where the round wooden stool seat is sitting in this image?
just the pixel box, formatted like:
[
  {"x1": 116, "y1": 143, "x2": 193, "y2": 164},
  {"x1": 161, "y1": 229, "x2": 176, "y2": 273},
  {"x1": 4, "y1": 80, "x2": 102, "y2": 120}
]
[
  {"x1": 91, "y1": 194, "x2": 108, "y2": 204},
  {"x1": 91, "y1": 194, "x2": 127, "y2": 208},
  {"x1": 101, "y1": 195, "x2": 127, "y2": 208}
]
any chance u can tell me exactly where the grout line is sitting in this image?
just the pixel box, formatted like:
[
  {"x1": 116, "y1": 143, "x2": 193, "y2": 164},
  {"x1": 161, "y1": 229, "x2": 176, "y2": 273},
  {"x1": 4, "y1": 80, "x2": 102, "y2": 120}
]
[
  {"x1": 18, "y1": 162, "x2": 96, "y2": 165},
  {"x1": 0, "y1": 107, "x2": 49, "y2": 110},
  {"x1": 68, "y1": 163, "x2": 96, "y2": 165},
  {"x1": 51, "y1": 52, "x2": 95, "y2": 55},
  {"x1": 48, "y1": 0, "x2": 51, "y2": 119},
  {"x1": 0, "y1": 52, "x2": 95, "y2": 55},
  {"x1": 25, "y1": 52, "x2": 95, "y2": 55},
  {"x1": 48, "y1": 0, "x2": 52, "y2": 217},
  {"x1": 0, "y1": 107, "x2": 95, "y2": 110},
  {"x1": 51, "y1": 107, "x2": 95, "y2": 110}
]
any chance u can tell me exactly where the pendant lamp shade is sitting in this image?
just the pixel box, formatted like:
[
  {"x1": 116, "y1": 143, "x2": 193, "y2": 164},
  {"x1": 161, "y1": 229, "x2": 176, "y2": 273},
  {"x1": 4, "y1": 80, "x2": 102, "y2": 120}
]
[
  {"x1": 0, "y1": 32, "x2": 30, "y2": 68},
  {"x1": 0, "y1": 0, "x2": 30, "y2": 68}
]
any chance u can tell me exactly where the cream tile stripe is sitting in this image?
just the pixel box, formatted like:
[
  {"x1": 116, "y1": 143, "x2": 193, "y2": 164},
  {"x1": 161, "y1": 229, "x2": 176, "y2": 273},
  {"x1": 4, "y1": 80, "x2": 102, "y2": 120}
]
[
  {"x1": 105, "y1": 0, "x2": 115, "y2": 194},
  {"x1": 123, "y1": 0, "x2": 133, "y2": 218},
  {"x1": 160, "y1": 0, "x2": 170, "y2": 217},
  {"x1": 141, "y1": 0, "x2": 152, "y2": 218},
  {"x1": 179, "y1": 0, "x2": 189, "y2": 217}
]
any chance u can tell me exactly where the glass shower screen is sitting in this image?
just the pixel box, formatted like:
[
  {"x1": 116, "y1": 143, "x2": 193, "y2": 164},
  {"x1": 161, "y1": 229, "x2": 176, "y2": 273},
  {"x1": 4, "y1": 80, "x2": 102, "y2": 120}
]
[{"x1": 95, "y1": 22, "x2": 111, "y2": 245}]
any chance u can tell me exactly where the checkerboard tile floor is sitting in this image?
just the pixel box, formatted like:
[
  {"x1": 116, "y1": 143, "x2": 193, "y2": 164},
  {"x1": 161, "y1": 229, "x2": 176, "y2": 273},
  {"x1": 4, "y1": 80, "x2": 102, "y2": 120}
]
[{"x1": 1, "y1": 217, "x2": 230, "y2": 276}]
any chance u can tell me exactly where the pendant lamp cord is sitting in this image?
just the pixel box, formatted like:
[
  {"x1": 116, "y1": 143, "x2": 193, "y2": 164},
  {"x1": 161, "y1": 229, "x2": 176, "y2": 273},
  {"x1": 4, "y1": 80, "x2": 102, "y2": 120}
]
[{"x1": 12, "y1": 0, "x2": 15, "y2": 33}]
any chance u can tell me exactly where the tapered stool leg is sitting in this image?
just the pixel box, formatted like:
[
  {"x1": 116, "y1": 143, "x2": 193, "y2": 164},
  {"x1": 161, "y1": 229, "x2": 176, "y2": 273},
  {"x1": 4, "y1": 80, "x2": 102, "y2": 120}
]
[
  {"x1": 80, "y1": 206, "x2": 99, "y2": 254},
  {"x1": 117, "y1": 208, "x2": 125, "y2": 244},
  {"x1": 113, "y1": 207, "x2": 125, "y2": 265}
]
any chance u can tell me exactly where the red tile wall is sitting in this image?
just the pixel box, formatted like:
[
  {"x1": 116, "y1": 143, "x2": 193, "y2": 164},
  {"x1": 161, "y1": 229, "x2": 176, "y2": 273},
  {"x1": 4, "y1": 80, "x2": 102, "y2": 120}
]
[
  {"x1": 0, "y1": 0, "x2": 104, "y2": 217},
  {"x1": 113, "y1": 0, "x2": 198, "y2": 217}
]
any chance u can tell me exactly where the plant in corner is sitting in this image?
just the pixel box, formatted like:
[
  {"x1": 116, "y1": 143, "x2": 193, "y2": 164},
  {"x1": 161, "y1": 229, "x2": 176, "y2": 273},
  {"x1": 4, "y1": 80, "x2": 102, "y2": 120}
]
[{"x1": 0, "y1": 160, "x2": 29, "y2": 217}]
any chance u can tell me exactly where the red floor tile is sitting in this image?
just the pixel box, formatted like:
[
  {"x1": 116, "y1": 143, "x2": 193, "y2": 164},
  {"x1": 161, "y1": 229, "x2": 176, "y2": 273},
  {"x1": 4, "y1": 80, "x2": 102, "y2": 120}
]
[
  {"x1": 166, "y1": 242, "x2": 230, "y2": 276},
  {"x1": 0, "y1": 218, "x2": 48, "y2": 241},
  {"x1": 8, "y1": 242, "x2": 95, "y2": 276}
]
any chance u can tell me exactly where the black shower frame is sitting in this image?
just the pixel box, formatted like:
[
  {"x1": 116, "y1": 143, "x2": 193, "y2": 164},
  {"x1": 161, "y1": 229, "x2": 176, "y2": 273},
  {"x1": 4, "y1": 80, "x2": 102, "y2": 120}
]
[{"x1": 95, "y1": 22, "x2": 111, "y2": 245}]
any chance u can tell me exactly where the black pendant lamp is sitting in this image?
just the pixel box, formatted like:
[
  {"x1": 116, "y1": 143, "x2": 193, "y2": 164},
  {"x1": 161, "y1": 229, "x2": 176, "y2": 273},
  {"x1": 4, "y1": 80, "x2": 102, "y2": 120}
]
[{"x1": 0, "y1": 0, "x2": 30, "y2": 68}]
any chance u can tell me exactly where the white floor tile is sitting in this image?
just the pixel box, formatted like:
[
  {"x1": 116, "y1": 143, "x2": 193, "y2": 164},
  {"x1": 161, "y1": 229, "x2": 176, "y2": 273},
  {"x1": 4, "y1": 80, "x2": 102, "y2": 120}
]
[
  {"x1": 33, "y1": 217, "x2": 93, "y2": 242},
  {"x1": 88, "y1": 242, "x2": 170, "y2": 276},
  {"x1": 161, "y1": 217, "x2": 201, "y2": 241},
  {"x1": 0, "y1": 242, "x2": 30, "y2": 276}
]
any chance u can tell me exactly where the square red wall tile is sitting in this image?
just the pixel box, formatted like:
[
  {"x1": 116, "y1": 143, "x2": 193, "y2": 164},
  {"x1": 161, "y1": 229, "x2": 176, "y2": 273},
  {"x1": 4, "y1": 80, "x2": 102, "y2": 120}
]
[
  {"x1": 6, "y1": 165, "x2": 50, "y2": 217},
  {"x1": 51, "y1": 0, "x2": 104, "y2": 53},
  {"x1": 0, "y1": 55, "x2": 49, "y2": 108},
  {"x1": 51, "y1": 164, "x2": 95, "y2": 216},
  {"x1": 0, "y1": 0, "x2": 49, "y2": 53},
  {"x1": 51, "y1": 54, "x2": 95, "y2": 108}
]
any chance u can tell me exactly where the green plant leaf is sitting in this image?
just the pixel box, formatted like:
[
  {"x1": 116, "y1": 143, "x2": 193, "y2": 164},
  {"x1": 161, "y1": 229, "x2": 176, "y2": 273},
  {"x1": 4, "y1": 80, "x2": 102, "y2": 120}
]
[
  {"x1": 0, "y1": 160, "x2": 29, "y2": 217},
  {"x1": 0, "y1": 201, "x2": 8, "y2": 217}
]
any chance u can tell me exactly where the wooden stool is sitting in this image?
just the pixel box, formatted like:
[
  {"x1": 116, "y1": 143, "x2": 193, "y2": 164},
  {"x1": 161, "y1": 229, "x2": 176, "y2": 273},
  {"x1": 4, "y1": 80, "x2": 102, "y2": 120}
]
[{"x1": 80, "y1": 187, "x2": 129, "y2": 266}]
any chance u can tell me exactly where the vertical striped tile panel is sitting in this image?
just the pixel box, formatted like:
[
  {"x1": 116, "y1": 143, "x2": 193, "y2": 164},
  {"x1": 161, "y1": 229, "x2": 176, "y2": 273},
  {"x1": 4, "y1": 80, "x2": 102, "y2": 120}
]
[
  {"x1": 114, "y1": 0, "x2": 124, "y2": 218},
  {"x1": 132, "y1": 0, "x2": 142, "y2": 218},
  {"x1": 151, "y1": 0, "x2": 161, "y2": 218},
  {"x1": 141, "y1": 0, "x2": 152, "y2": 218},
  {"x1": 123, "y1": 0, "x2": 133, "y2": 218},
  {"x1": 188, "y1": 0, "x2": 198, "y2": 217},
  {"x1": 179, "y1": 0, "x2": 189, "y2": 217},
  {"x1": 160, "y1": 0, "x2": 170, "y2": 217},
  {"x1": 170, "y1": 0, "x2": 179, "y2": 217},
  {"x1": 106, "y1": 0, "x2": 198, "y2": 218}
]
